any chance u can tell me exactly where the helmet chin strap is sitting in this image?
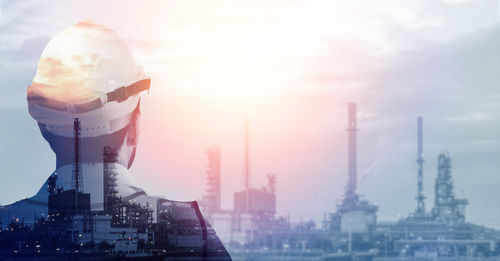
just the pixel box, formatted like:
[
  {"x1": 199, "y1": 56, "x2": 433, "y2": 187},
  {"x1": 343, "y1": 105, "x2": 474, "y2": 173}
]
[{"x1": 28, "y1": 78, "x2": 151, "y2": 114}]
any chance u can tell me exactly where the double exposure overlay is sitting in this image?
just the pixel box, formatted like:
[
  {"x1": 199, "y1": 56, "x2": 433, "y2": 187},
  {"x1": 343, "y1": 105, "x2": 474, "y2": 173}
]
[{"x1": 1, "y1": 1, "x2": 500, "y2": 261}]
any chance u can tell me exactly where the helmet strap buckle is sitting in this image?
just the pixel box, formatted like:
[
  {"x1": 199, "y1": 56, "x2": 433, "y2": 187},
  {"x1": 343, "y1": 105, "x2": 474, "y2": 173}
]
[{"x1": 115, "y1": 86, "x2": 129, "y2": 103}]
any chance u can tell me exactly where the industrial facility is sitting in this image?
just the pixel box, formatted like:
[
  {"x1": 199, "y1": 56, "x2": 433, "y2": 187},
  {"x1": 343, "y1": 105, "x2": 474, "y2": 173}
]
[
  {"x1": 1, "y1": 103, "x2": 500, "y2": 260},
  {"x1": 200, "y1": 103, "x2": 500, "y2": 260}
]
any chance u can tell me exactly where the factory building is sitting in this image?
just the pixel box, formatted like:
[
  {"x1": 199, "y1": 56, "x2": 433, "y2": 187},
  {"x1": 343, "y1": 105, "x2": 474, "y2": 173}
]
[
  {"x1": 201, "y1": 119, "x2": 281, "y2": 251},
  {"x1": 197, "y1": 104, "x2": 500, "y2": 260},
  {"x1": 372, "y1": 117, "x2": 495, "y2": 259},
  {"x1": 202, "y1": 103, "x2": 500, "y2": 260},
  {"x1": 232, "y1": 117, "x2": 277, "y2": 216},
  {"x1": 6, "y1": 104, "x2": 496, "y2": 260}
]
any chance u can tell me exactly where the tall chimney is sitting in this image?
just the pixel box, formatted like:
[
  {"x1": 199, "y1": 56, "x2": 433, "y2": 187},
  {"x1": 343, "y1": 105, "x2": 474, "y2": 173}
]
[
  {"x1": 244, "y1": 117, "x2": 250, "y2": 190},
  {"x1": 72, "y1": 118, "x2": 82, "y2": 214},
  {"x1": 346, "y1": 103, "x2": 358, "y2": 197},
  {"x1": 72, "y1": 118, "x2": 82, "y2": 192},
  {"x1": 416, "y1": 116, "x2": 426, "y2": 214}
]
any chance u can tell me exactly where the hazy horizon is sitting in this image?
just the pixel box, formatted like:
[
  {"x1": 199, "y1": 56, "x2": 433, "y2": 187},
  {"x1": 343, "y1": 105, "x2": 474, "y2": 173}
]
[{"x1": 1, "y1": 0, "x2": 499, "y2": 229}]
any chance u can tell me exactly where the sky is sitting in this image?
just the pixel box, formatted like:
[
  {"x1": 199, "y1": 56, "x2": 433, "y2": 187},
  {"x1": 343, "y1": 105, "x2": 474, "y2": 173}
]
[{"x1": 0, "y1": 0, "x2": 500, "y2": 228}]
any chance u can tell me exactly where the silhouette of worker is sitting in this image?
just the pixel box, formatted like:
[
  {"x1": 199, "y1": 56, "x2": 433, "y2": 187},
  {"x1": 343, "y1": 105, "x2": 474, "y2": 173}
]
[{"x1": 0, "y1": 20, "x2": 230, "y2": 259}]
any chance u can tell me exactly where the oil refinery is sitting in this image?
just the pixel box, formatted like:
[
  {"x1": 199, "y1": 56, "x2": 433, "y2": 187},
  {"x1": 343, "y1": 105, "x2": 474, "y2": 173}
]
[
  {"x1": 200, "y1": 103, "x2": 500, "y2": 261},
  {"x1": 1, "y1": 103, "x2": 500, "y2": 260}
]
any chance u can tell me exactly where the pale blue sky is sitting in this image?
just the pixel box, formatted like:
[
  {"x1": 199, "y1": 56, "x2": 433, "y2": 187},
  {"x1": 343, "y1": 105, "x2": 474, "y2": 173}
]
[{"x1": 0, "y1": 0, "x2": 499, "y2": 228}]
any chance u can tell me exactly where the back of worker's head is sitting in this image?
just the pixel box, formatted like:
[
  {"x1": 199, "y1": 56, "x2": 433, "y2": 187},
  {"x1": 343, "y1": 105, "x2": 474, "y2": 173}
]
[{"x1": 27, "y1": 20, "x2": 149, "y2": 169}]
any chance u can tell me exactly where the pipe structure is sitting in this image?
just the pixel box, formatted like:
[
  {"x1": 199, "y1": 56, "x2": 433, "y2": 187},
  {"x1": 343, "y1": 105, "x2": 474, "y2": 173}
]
[{"x1": 346, "y1": 103, "x2": 358, "y2": 197}]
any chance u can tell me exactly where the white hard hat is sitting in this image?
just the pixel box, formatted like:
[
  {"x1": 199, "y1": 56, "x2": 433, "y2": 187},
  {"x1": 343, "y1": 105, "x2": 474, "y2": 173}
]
[{"x1": 27, "y1": 20, "x2": 150, "y2": 138}]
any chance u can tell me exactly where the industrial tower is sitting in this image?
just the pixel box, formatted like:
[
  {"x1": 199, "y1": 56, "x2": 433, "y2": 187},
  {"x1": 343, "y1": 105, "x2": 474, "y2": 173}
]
[
  {"x1": 203, "y1": 145, "x2": 222, "y2": 214},
  {"x1": 72, "y1": 118, "x2": 83, "y2": 193},
  {"x1": 346, "y1": 103, "x2": 358, "y2": 200},
  {"x1": 72, "y1": 118, "x2": 83, "y2": 214},
  {"x1": 103, "y1": 146, "x2": 119, "y2": 215},
  {"x1": 233, "y1": 117, "x2": 276, "y2": 214},
  {"x1": 326, "y1": 103, "x2": 377, "y2": 240},
  {"x1": 415, "y1": 116, "x2": 426, "y2": 217},
  {"x1": 47, "y1": 118, "x2": 91, "y2": 217},
  {"x1": 244, "y1": 117, "x2": 250, "y2": 190},
  {"x1": 431, "y1": 152, "x2": 468, "y2": 224}
]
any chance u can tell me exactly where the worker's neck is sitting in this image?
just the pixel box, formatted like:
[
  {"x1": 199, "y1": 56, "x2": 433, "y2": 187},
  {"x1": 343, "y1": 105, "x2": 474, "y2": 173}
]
[{"x1": 55, "y1": 151, "x2": 128, "y2": 169}]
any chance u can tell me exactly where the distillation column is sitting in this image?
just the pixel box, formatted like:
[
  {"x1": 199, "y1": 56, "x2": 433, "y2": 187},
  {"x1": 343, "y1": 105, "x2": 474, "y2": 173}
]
[
  {"x1": 205, "y1": 145, "x2": 221, "y2": 212},
  {"x1": 103, "y1": 146, "x2": 119, "y2": 214},
  {"x1": 416, "y1": 116, "x2": 426, "y2": 216},
  {"x1": 72, "y1": 118, "x2": 82, "y2": 214}
]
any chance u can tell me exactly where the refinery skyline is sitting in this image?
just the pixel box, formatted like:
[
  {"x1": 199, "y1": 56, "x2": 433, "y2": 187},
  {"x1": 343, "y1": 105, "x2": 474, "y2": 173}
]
[
  {"x1": 0, "y1": 87, "x2": 498, "y2": 230},
  {"x1": 1, "y1": 0, "x2": 500, "y2": 231},
  {"x1": 0, "y1": 92, "x2": 497, "y2": 230}
]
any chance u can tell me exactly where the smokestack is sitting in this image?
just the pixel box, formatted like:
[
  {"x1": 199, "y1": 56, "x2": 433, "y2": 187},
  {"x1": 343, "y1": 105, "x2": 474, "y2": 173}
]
[
  {"x1": 416, "y1": 116, "x2": 426, "y2": 214},
  {"x1": 244, "y1": 117, "x2": 250, "y2": 190},
  {"x1": 72, "y1": 118, "x2": 82, "y2": 193},
  {"x1": 347, "y1": 103, "x2": 358, "y2": 197},
  {"x1": 72, "y1": 118, "x2": 82, "y2": 214}
]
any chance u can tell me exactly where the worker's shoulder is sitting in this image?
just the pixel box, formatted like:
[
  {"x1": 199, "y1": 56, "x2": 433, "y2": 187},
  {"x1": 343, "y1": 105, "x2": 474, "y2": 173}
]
[
  {"x1": 0, "y1": 197, "x2": 47, "y2": 224},
  {"x1": 1, "y1": 197, "x2": 47, "y2": 209}
]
